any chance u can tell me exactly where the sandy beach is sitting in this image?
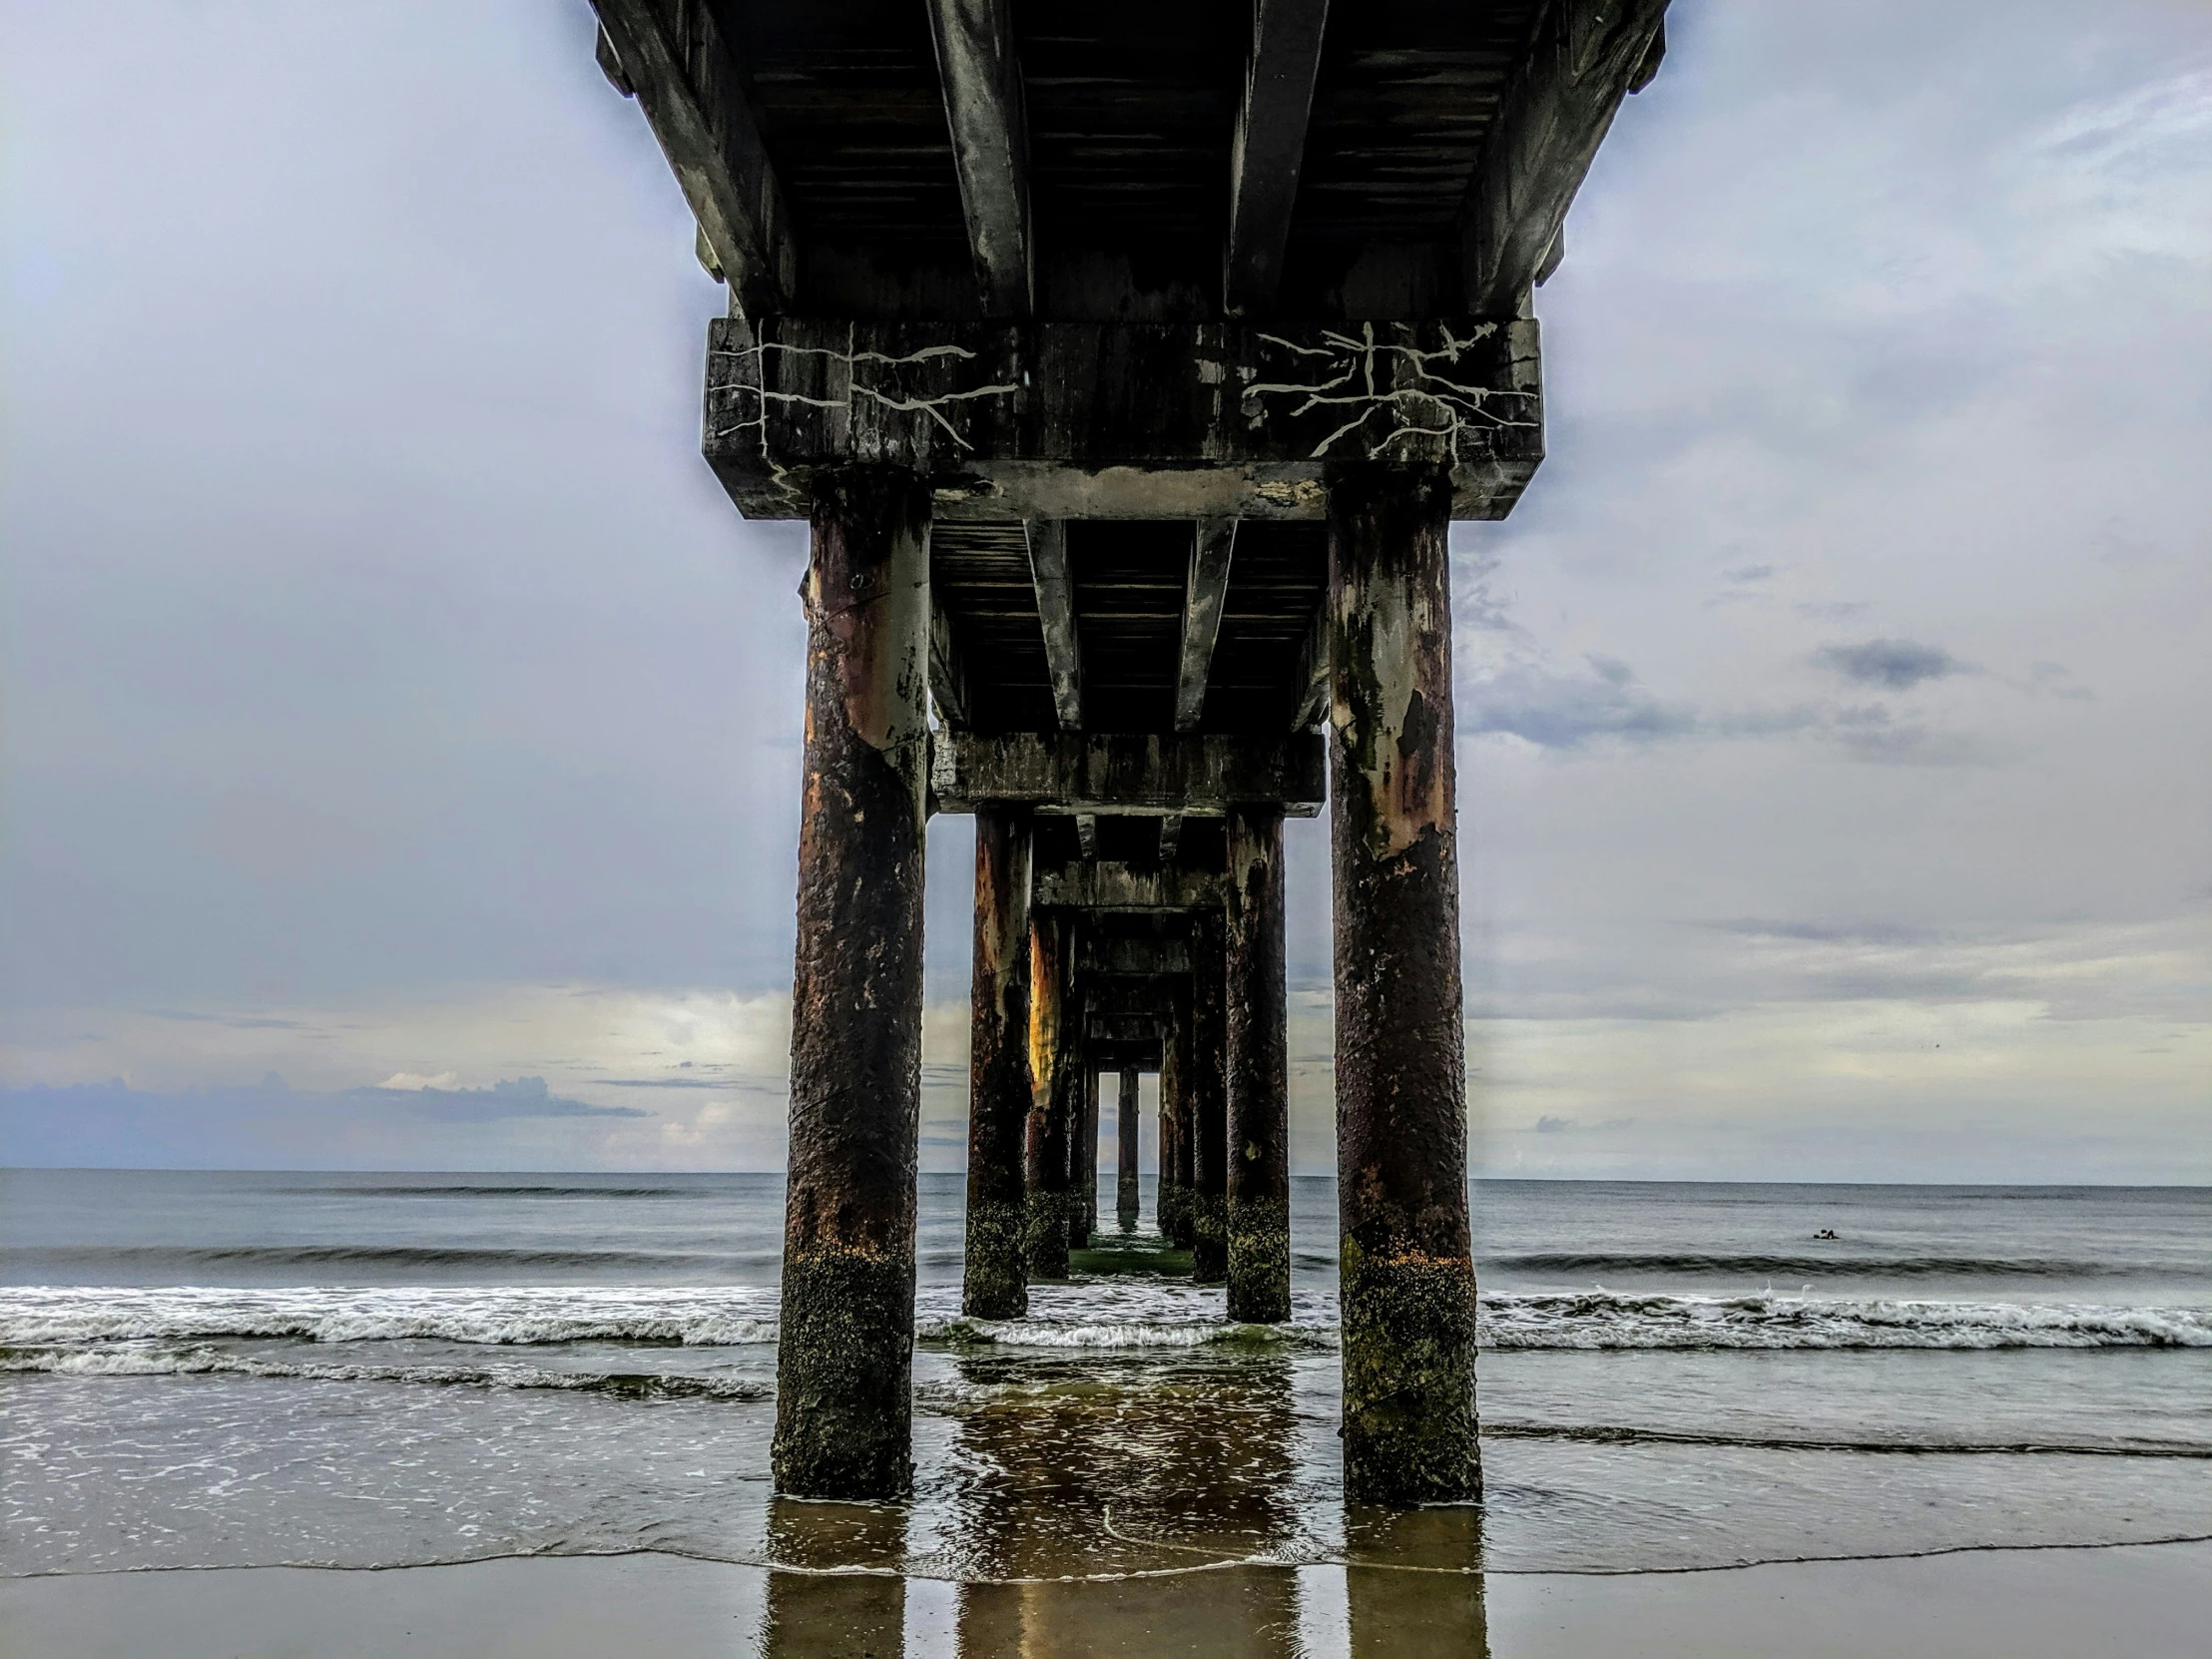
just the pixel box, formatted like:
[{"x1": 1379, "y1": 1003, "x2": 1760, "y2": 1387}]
[{"x1": 5, "y1": 1540, "x2": 2207, "y2": 1658}]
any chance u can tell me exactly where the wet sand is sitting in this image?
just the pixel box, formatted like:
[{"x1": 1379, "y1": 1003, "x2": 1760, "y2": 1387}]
[{"x1": 3, "y1": 1539, "x2": 2205, "y2": 1658}]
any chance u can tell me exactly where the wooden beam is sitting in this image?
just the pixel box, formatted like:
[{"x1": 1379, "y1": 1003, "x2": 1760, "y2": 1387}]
[
  {"x1": 705, "y1": 316, "x2": 1543, "y2": 523},
  {"x1": 591, "y1": 0, "x2": 798, "y2": 316},
  {"x1": 1089, "y1": 1013, "x2": 1167, "y2": 1046},
  {"x1": 1075, "y1": 813, "x2": 1099, "y2": 859},
  {"x1": 924, "y1": 0, "x2": 1033, "y2": 318},
  {"x1": 1025, "y1": 519, "x2": 1083, "y2": 729},
  {"x1": 1289, "y1": 597, "x2": 1329, "y2": 730},
  {"x1": 1080, "y1": 935, "x2": 1193, "y2": 977},
  {"x1": 1087, "y1": 978, "x2": 1182, "y2": 1017},
  {"x1": 1174, "y1": 517, "x2": 1238, "y2": 733},
  {"x1": 1458, "y1": 0, "x2": 1668, "y2": 313},
  {"x1": 929, "y1": 598, "x2": 972, "y2": 729},
  {"x1": 1225, "y1": 0, "x2": 1332, "y2": 315},
  {"x1": 1034, "y1": 861, "x2": 1231, "y2": 912},
  {"x1": 1159, "y1": 816, "x2": 1184, "y2": 861},
  {"x1": 929, "y1": 732, "x2": 1327, "y2": 817},
  {"x1": 595, "y1": 25, "x2": 633, "y2": 96},
  {"x1": 1092, "y1": 1039, "x2": 1164, "y2": 1071}
]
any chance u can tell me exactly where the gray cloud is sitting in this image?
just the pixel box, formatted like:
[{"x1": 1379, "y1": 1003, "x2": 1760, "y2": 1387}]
[
  {"x1": 1462, "y1": 656, "x2": 1699, "y2": 749},
  {"x1": 2, "y1": 1074, "x2": 645, "y2": 1168},
  {"x1": 142, "y1": 1009, "x2": 305, "y2": 1030},
  {"x1": 1815, "y1": 639, "x2": 1970, "y2": 690},
  {"x1": 593, "y1": 1075, "x2": 738, "y2": 1089},
  {"x1": 370, "y1": 1076, "x2": 646, "y2": 1121},
  {"x1": 1706, "y1": 918, "x2": 1944, "y2": 945}
]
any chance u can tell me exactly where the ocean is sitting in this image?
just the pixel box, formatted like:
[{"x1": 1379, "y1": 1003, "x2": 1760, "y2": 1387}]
[{"x1": 4, "y1": 1171, "x2": 2208, "y2": 1648}]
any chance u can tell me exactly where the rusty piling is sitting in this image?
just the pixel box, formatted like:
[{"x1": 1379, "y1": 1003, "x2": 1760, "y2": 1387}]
[
  {"x1": 1327, "y1": 462, "x2": 1480, "y2": 1504},
  {"x1": 1116, "y1": 1064, "x2": 1141, "y2": 1225},
  {"x1": 964, "y1": 806, "x2": 1032, "y2": 1319},
  {"x1": 1159, "y1": 999, "x2": 1190, "y2": 1247},
  {"x1": 1226, "y1": 807, "x2": 1291, "y2": 1323},
  {"x1": 1189, "y1": 913, "x2": 1230, "y2": 1283},
  {"x1": 1078, "y1": 1063, "x2": 1101, "y2": 1244},
  {"x1": 1024, "y1": 913, "x2": 1075, "y2": 1280},
  {"x1": 772, "y1": 468, "x2": 931, "y2": 1499}
]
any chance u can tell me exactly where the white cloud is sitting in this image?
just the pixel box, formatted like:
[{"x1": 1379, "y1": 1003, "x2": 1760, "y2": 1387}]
[{"x1": 377, "y1": 1071, "x2": 459, "y2": 1091}]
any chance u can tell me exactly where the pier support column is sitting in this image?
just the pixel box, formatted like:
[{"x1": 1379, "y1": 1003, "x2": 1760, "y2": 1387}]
[
  {"x1": 773, "y1": 467, "x2": 932, "y2": 1499},
  {"x1": 1159, "y1": 1001, "x2": 1190, "y2": 1246},
  {"x1": 1226, "y1": 808, "x2": 1291, "y2": 1323},
  {"x1": 964, "y1": 806, "x2": 1032, "y2": 1319},
  {"x1": 1326, "y1": 462, "x2": 1479, "y2": 1505},
  {"x1": 1190, "y1": 913, "x2": 1230, "y2": 1283},
  {"x1": 1076, "y1": 1064, "x2": 1101, "y2": 1247},
  {"x1": 1024, "y1": 914, "x2": 1076, "y2": 1280},
  {"x1": 1116, "y1": 1065, "x2": 1141, "y2": 1225}
]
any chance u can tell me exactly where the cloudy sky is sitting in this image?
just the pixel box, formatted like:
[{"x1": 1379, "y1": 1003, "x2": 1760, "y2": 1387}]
[{"x1": 3, "y1": 1, "x2": 2205, "y2": 1179}]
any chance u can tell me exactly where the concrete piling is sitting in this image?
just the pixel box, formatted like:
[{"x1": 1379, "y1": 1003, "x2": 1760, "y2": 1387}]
[
  {"x1": 772, "y1": 467, "x2": 932, "y2": 1499},
  {"x1": 964, "y1": 805, "x2": 1032, "y2": 1319},
  {"x1": 1116, "y1": 1064, "x2": 1141, "y2": 1225},
  {"x1": 1078, "y1": 1065, "x2": 1100, "y2": 1245},
  {"x1": 1189, "y1": 912, "x2": 1230, "y2": 1283},
  {"x1": 1023, "y1": 913, "x2": 1073, "y2": 1281},
  {"x1": 1226, "y1": 807, "x2": 1291, "y2": 1324},
  {"x1": 1159, "y1": 995, "x2": 1190, "y2": 1247},
  {"x1": 1326, "y1": 463, "x2": 1480, "y2": 1505}
]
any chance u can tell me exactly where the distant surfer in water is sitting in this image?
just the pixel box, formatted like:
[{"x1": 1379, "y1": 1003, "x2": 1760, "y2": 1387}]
[{"x1": 1814, "y1": 1228, "x2": 1839, "y2": 1240}]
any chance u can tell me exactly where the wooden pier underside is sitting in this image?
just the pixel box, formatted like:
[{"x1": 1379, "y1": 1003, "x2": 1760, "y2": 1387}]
[{"x1": 591, "y1": 0, "x2": 1668, "y2": 1505}]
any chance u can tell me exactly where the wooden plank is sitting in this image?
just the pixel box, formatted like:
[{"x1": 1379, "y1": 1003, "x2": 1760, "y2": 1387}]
[
  {"x1": 928, "y1": 732, "x2": 1326, "y2": 817},
  {"x1": 1158, "y1": 816, "x2": 1184, "y2": 861},
  {"x1": 591, "y1": 0, "x2": 798, "y2": 316},
  {"x1": 924, "y1": 0, "x2": 1033, "y2": 318},
  {"x1": 1225, "y1": 0, "x2": 1332, "y2": 314},
  {"x1": 1173, "y1": 517, "x2": 1238, "y2": 733},
  {"x1": 1458, "y1": 0, "x2": 1668, "y2": 313},
  {"x1": 1025, "y1": 519, "x2": 1083, "y2": 729},
  {"x1": 1075, "y1": 813, "x2": 1099, "y2": 859},
  {"x1": 704, "y1": 316, "x2": 1543, "y2": 522}
]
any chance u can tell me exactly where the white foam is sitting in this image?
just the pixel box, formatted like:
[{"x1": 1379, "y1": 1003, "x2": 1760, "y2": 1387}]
[
  {"x1": 1479, "y1": 1290, "x2": 2212, "y2": 1350},
  {"x1": 3, "y1": 1283, "x2": 2205, "y2": 1354},
  {"x1": 0, "y1": 1285, "x2": 781, "y2": 1348},
  {"x1": 0, "y1": 1341, "x2": 770, "y2": 1397}
]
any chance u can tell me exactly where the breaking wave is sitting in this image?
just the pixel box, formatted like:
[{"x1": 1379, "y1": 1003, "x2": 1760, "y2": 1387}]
[
  {"x1": 918, "y1": 1315, "x2": 1328, "y2": 1351},
  {"x1": 3, "y1": 1286, "x2": 2206, "y2": 1356},
  {"x1": 1480, "y1": 1291, "x2": 2212, "y2": 1350},
  {"x1": 0, "y1": 1342, "x2": 768, "y2": 1399},
  {"x1": 1478, "y1": 1422, "x2": 2212, "y2": 1459},
  {"x1": 0, "y1": 1287, "x2": 782, "y2": 1348},
  {"x1": 14, "y1": 1245, "x2": 758, "y2": 1273},
  {"x1": 1485, "y1": 1252, "x2": 2178, "y2": 1280}
]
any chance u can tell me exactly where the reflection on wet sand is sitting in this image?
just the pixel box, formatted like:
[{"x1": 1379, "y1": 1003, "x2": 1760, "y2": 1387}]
[
  {"x1": 944, "y1": 1345, "x2": 1299, "y2": 1656},
  {"x1": 1345, "y1": 1505, "x2": 1489, "y2": 1659},
  {"x1": 759, "y1": 1498, "x2": 906, "y2": 1658},
  {"x1": 753, "y1": 1343, "x2": 1489, "y2": 1657}
]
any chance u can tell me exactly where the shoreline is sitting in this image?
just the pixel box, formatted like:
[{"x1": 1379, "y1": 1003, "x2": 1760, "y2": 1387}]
[{"x1": 5, "y1": 1537, "x2": 2207, "y2": 1657}]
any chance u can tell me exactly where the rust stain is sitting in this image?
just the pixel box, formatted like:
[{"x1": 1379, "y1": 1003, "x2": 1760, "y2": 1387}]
[{"x1": 1027, "y1": 920, "x2": 1059, "y2": 1105}]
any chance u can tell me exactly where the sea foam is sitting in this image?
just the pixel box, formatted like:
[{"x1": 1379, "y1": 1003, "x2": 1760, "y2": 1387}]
[{"x1": 3, "y1": 1284, "x2": 2206, "y2": 1353}]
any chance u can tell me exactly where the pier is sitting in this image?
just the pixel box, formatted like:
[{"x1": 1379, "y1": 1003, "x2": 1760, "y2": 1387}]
[{"x1": 590, "y1": 0, "x2": 1666, "y2": 1504}]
